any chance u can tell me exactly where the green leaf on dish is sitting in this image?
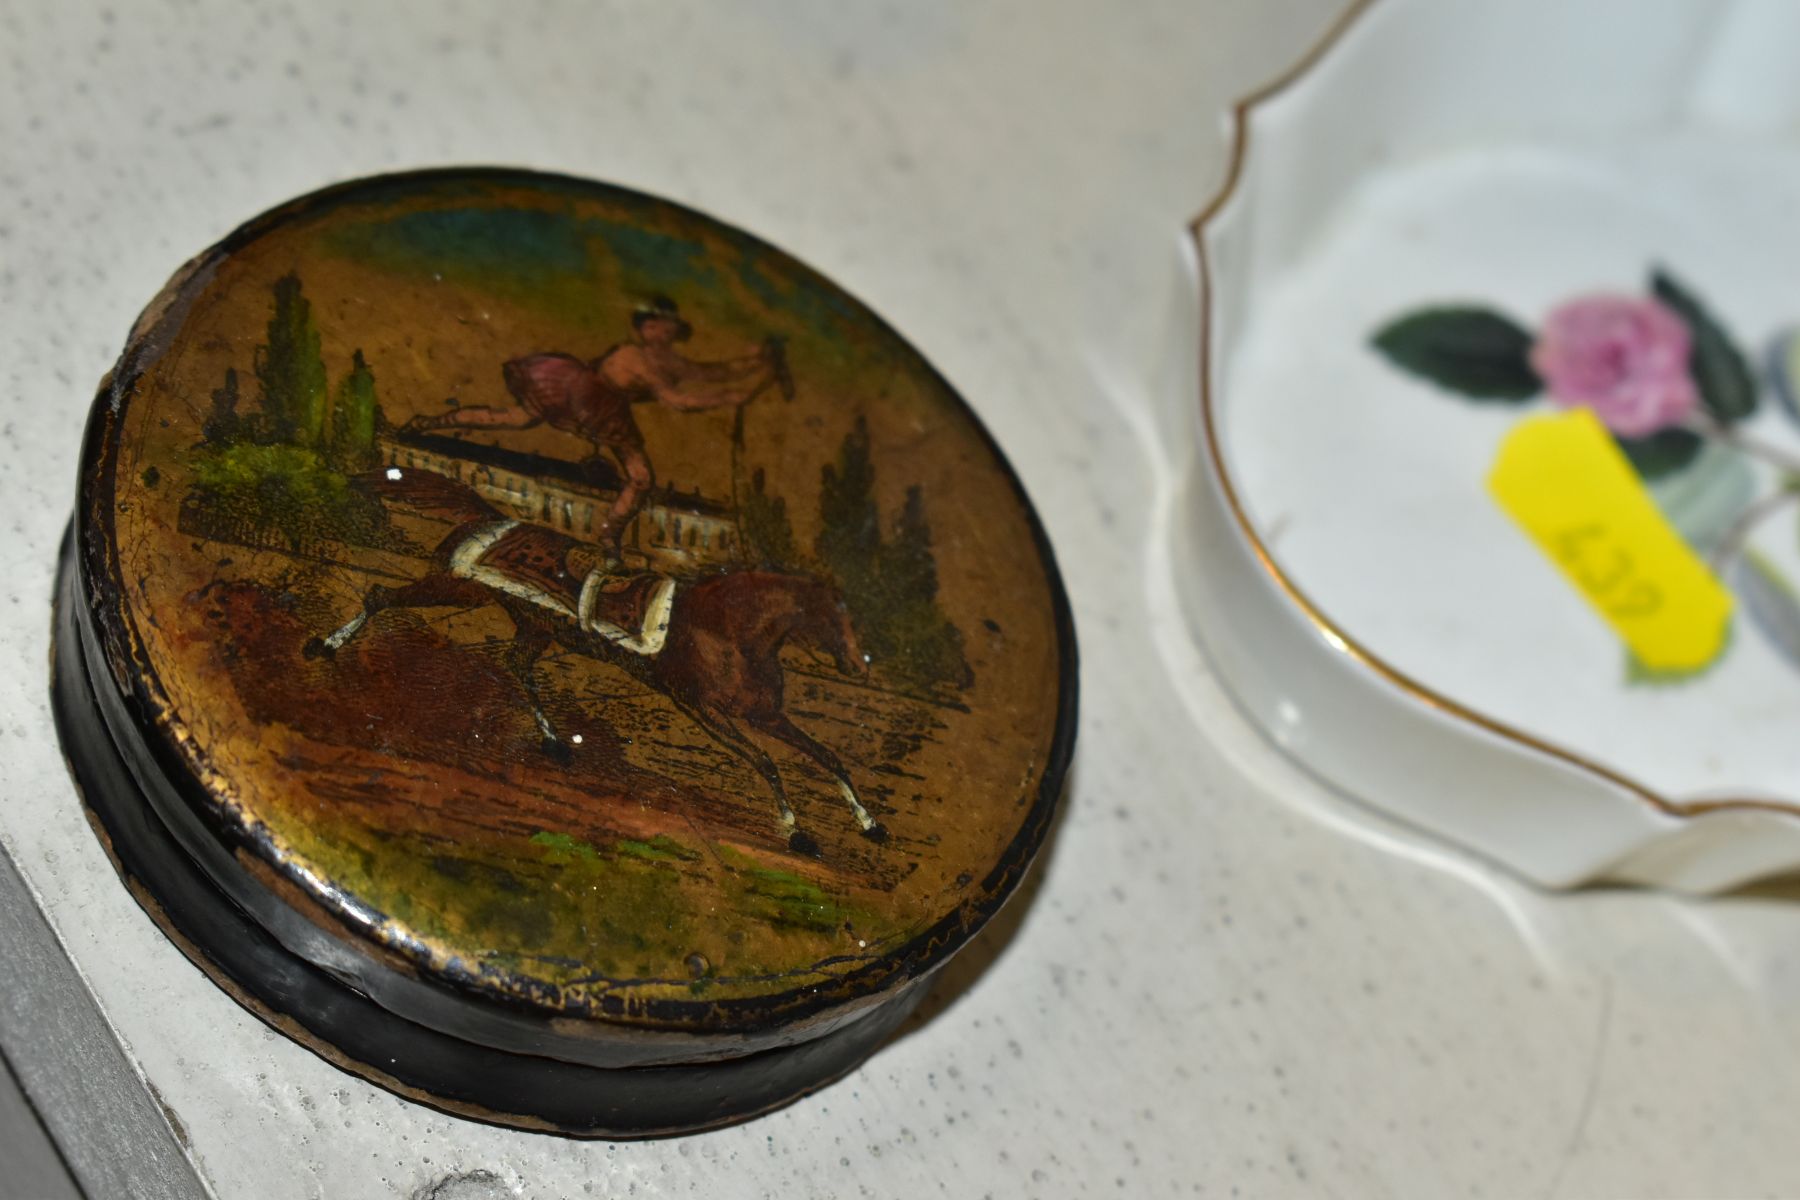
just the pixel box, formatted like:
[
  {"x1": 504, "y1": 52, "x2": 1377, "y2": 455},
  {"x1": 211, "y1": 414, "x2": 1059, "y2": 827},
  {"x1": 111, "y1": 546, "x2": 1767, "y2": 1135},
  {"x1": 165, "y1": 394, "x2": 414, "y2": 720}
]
[
  {"x1": 1651, "y1": 266, "x2": 1757, "y2": 424},
  {"x1": 1614, "y1": 426, "x2": 1705, "y2": 481},
  {"x1": 1767, "y1": 328, "x2": 1800, "y2": 429},
  {"x1": 1370, "y1": 307, "x2": 1541, "y2": 401},
  {"x1": 1646, "y1": 441, "x2": 1756, "y2": 552},
  {"x1": 1734, "y1": 549, "x2": 1800, "y2": 670}
]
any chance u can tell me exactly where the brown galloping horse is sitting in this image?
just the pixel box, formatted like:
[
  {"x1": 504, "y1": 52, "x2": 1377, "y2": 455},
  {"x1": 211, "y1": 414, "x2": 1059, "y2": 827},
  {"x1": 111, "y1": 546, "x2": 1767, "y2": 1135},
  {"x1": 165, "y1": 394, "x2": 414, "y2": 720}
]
[{"x1": 304, "y1": 468, "x2": 884, "y2": 857}]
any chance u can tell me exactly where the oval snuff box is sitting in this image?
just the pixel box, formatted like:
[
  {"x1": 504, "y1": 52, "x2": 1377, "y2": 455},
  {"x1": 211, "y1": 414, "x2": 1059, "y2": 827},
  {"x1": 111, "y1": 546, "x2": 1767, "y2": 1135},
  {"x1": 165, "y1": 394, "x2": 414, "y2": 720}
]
[{"x1": 52, "y1": 168, "x2": 1075, "y2": 1136}]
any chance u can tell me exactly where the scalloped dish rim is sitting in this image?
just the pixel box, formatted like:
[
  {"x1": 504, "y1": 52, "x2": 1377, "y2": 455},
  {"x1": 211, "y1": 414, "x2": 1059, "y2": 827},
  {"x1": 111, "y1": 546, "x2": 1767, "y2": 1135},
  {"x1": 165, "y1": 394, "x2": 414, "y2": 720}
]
[{"x1": 1182, "y1": 0, "x2": 1800, "y2": 863}]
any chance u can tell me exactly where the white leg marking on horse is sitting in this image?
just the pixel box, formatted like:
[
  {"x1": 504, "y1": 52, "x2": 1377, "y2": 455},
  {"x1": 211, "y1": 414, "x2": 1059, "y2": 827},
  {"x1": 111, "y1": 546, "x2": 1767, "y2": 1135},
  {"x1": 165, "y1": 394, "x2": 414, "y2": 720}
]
[
  {"x1": 779, "y1": 801, "x2": 797, "y2": 827},
  {"x1": 323, "y1": 611, "x2": 368, "y2": 651},
  {"x1": 838, "y1": 778, "x2": 875, "y2": 830},
  {"x1": 531, "y1": 706, "x2": 556, "y2": 742}
]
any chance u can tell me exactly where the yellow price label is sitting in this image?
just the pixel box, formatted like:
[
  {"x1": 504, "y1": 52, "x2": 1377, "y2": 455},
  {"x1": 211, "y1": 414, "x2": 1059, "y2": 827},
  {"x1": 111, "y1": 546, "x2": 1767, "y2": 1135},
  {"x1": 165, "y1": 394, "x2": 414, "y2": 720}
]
[{"x1": 1487, "y1": 408, "x2": 1732, "y2": 672}]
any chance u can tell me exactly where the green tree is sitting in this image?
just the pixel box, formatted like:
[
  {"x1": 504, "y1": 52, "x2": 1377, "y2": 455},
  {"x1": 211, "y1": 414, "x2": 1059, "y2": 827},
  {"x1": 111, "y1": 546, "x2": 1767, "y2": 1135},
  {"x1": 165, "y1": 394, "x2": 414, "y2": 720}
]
[
  {"x1": 255, "y1": 272, "x2": 329, "y2": 447},
  {"x1": 202, "y1": 367, "x2": 245, "y2": 446},
  {"x1": 870, "y1": 487, "x2": 971, "y2": 688},
  {"x1": 815, "y1": 416, "x2": 881, "y2": 597},
  {"x1": 879, "y1": 487, "x2": 937, "y2": 607},
  {"x1": 813, "y1": 421, "x2": 972, "y2": 691},
  {"x1": 740, "y1": 467, "x2": 797, "y2": 568},
  {"x1": 330, "y1": 348, "x2": 381, "y2": 470}
]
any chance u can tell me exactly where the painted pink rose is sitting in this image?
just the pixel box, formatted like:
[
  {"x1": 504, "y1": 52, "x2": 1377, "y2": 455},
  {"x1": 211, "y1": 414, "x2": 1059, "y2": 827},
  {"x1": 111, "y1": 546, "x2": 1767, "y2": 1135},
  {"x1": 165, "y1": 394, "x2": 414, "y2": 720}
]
[{"x1": 1529, "y1": 295, "x2": 1699, "y2": 437}]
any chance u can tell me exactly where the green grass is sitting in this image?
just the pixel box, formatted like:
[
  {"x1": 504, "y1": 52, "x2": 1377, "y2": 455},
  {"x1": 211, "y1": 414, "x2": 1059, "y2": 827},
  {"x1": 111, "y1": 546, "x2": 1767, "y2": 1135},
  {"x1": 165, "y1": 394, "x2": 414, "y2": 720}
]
[
  {"x1": 615, "y1": 834, "x2": 704, "y2": 864},
  {"x1": 717, "y1": 846, "x2": 856, "y2": 933},
  {"x1": 278, "y1": 817, "x2": 907, "y2": 1003}
]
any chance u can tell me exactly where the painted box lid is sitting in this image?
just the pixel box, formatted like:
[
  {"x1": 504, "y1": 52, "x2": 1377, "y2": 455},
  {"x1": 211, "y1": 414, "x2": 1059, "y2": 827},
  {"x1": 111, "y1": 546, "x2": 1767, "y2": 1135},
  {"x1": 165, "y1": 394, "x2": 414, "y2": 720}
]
[{"x1": 53, "y1": 169, "x2": 1075, "y2": 1136}]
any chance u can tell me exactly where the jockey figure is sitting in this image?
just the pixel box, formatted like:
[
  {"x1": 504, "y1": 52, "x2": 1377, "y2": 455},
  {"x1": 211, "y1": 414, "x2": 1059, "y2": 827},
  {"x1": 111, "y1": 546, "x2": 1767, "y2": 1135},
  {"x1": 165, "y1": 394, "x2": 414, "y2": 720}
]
[{"x1": 407, "y1": 296, "x2": 782, "y2": 563}]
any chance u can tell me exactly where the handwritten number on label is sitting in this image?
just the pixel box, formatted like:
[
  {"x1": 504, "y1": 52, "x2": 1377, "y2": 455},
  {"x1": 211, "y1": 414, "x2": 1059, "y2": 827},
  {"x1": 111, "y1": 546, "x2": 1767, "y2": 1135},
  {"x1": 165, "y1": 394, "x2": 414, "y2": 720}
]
[
  {"x1": 1551, "y1": 523, "x2": 1664, "y2": 619},
  {"x1": 1488, "y1": 410, "x2": 1731, "y2": 671}
]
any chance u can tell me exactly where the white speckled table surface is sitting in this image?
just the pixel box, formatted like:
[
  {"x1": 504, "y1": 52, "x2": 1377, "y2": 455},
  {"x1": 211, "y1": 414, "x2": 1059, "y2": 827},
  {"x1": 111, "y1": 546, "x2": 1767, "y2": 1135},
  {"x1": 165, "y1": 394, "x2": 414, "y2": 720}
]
[{"x1": 6, "y1": 2, "x2": 1800, "y2": 1197}]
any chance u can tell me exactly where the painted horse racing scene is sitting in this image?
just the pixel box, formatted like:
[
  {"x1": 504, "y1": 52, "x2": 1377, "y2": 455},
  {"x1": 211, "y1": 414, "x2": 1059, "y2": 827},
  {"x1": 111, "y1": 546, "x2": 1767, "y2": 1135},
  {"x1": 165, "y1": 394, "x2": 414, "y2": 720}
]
[{"x1": 107, "y1": 175, "x2": 1064, "y2": 1010}]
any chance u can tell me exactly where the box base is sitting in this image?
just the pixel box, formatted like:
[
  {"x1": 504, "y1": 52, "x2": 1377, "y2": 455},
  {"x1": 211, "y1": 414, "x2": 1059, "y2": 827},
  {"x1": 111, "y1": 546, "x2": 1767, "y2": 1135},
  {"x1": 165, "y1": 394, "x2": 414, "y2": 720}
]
[{"x1": 50, "y1": 529, "x2": 918, "y2": 1138}]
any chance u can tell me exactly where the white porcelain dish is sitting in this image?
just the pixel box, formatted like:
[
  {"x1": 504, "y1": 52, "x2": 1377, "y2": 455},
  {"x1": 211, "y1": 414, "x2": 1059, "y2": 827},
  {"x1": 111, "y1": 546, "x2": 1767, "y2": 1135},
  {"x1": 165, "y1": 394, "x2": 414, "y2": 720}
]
[{"x1": 1176, "y1": 0, "x2": 1800, "y2": 891}]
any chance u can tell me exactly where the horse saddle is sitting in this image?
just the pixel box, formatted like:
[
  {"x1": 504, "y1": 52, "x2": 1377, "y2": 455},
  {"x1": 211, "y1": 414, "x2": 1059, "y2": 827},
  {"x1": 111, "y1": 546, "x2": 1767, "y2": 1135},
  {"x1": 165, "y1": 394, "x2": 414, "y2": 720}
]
[{"x1": 448, "y1": 519, "x2": 676, "y2": 656}]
